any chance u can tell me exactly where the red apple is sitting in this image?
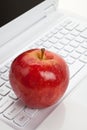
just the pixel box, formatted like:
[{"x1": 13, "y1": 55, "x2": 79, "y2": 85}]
[{"x1": 9, "y1": 48, "x2": 69, "y2": 108}]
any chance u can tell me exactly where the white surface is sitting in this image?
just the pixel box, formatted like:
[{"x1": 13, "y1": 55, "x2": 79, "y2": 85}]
[
  {"x1": 0, "y1": 120, "x2": 14, "y2": 130},
  {"x1": 36, "y1": 76, "x2": 87, "y2": 130},
  {"x1": 59, "y1": 0, "x2": 87, "y2": 18}
]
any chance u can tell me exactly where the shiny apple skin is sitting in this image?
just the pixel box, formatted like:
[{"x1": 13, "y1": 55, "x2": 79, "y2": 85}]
[{"x1": 9, "y1": 48, "x2": 69, "y2": 108}]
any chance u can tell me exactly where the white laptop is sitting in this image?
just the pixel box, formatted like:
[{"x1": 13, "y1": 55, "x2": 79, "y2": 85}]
[{"x1": 0, "y1": 0, "x2": 87, "y2": 130}]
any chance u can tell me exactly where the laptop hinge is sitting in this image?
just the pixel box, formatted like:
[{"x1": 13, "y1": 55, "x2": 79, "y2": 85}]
[{"x1": 44, "y1": 4, "x2": 56, "y2": 16}]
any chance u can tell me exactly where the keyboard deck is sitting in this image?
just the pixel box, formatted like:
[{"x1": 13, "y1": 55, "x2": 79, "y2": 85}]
[{"x1": 0, "y1": 17, "x2": 87, "y2": 130}]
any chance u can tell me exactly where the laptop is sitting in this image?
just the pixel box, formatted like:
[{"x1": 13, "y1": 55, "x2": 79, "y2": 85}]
[{"x1": 0, "y1": 0, "x2": 87, "y2": 130}]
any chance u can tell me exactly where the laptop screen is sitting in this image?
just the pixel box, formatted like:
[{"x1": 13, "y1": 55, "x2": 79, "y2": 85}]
[{"x1": 0, "y1": 0, "x2": 45, "y2": 27}]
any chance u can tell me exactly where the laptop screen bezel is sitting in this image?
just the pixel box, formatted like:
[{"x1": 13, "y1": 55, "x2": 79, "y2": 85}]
[{"x1": 0, "y1": 0, "x2": 56, "y2": 46}]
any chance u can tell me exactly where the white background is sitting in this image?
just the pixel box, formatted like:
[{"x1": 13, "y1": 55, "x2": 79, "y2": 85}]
[{"x1": 59, "y1": 0, "x2": 87, "y2": 18}]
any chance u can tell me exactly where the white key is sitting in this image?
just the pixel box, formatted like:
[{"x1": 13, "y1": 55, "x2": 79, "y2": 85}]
[
  {"x1": 1, "y1": 71, "x2": 9, "y2": 81},
  {"x1": 0, "y1": 85, "x2": 10, "y2": 96},
  {"x1": 51, "y1": 28, "x2": 58, "y2": 34},
  {"x1": 64, "y1": 45, "x2": 74, "y2": 53},
  {"x1": 85, "y1": 51, "x2": 87, "y2": 56},
  {"x1": 43, "y1": 41, "x2": 52, "y2": 48},
  {"x1": 65, "y1": 22, "x2": 78, "y2": 31},
  {"x1": 4, "y1": 100, "x2": 25, "y2": 119},
  {"x1": 60, "y1": 38, "x2": 70, "y2": 45},
  {"x1": 14, "y1": 111, "x2": 30, "y2": 127},
  {"x1": 76, "y1": 46, "x2": 86, "y2": 54},
  {"x1": 35, "y1": 40, "x2": 43, "y2": 45},
  {"x1": 75, "y1": 36, "x2": 84, "y2": 43},
  {"x1": 60, "y1": 28, "x2": 69, "y2": 35},
  {"x1": 5, "y1": 81, "x2": 12, "y2": 89},
  {"x1": 70, "y1": 51, "x2": 80, "y2": 59},
  {"x1": 55, "y1": 32, "x2": 64, "y2": 39},
  {"x1": 49, "y1": 37, "x2": 58, "y2": 43},
  {"x1": 54, "y1": 43, "x2": 64, "y2": 50},
  {"x1": 56, "y1": 25, "x2": 63, "y2": 31},
  {"x1": 65, "y1": 34, "x2": 75, "y2": 40},
  {"x1": 65, "y1": 56, "x2": 75, "y2": 64},
  {"x1": 0, "y1": 97, "x2": 14, "y2": 113},
  {"x1": 5, "y1": 61, "x2": 12, "y2": 68},
  {"x1": 60, "y1": 18, "x2": 72, "y2": 27},
  {"x1": 70, "y1": 40, "x2": 80, "y2": 48},
  {"x1": 24, "y1": 107, "x2": 38, "y2": 117},
  {"x1": 69, "y1": 60, "x2": 84, "y2": 78},
  {"x1": 9, "y1": 91, "x2": 18, "y2": 100},
  {"x1": 58, "y1": 50, "x2": 68, "y2": 57},
  {"x1": 81, "y1": 42, "x2": 87, "y2": 49},
  {"x1": 50, "y1": 46, "x2": 58, "y2": 53},
  {"x1": 0, "y1": 95, "x2": 2, "y2": 100},
  {"x1": 0, "y1": 78, "x2": 5, "y2": 86},
  {"x1": 46, "y1": 32, "x2": 53, "y2": 38},
  {"x1": 80, "y1": 29, "x2": 87, "y2": 39},
  {"x1": 71, "y1": 29, "x2": 80, "y2": 36},
  {"x1": 0, "y1": 66, "x2": 7, "y2": 73},
  {"x1": 80, "y1": 55, "x2": 87, "y2": 63},
  {"x1": 41, "y1": 36, "x2": 48, "y2": 42},
  {"x1": 76, "y1": 24, "x2": 87, "y2": 32}
]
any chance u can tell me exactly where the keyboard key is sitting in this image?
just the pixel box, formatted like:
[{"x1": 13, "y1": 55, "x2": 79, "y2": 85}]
[
  {"x1": 24, "y1": 107, "x2": 38, "y2": 117},
  {"x1": 0, "y1": 95, "x2": 2, "y2": 100},
  {"x1": 46, "y1": 32, "x2": 53, "y2": 38},
  {"x1": 65, "y1": 22, "x2": 78, "y2": 31},
  {"x1": 60, "y1": 18, "x2": 72, "y2": 27},
  {"x1": 54, "y1": 43, "x2": 64, "y2": 50},
  {"x1": 60, "y1": 28, "x2": 69, "y2": 35},
  {"x1": 41, "y1": 36, "x2": 48, "y2": 42},
  {"x1": 60, "y1": 38, "x2": 70, "y2": 45},
  {"x1": 0, "y1": 78, "x2": 5, "y2": 86},
  {"x1": 70, "y1": 51, "x2": 80, "y2": 59},
  {"x1": 9, "y1": 91, "x2": 18, "y2": 100},
  {"x1": 76, "y1": 46, "x2": 86, "y2": 54},
  {"x1": 71, "y1": 29, "x2": 80, "y2": 36},
  {"x1": 14, "y1": 111, "x2": 30, "y2": 127},
  {"x1": 69, "y1": 60, "x2": 84, "y2": 78},
  {"x1": 0, "y1": 85, "x2": 10, "y2": 96},
  {"x1": 55, "y1": 32, "x2": 64, "y2": 39},
  {"x1": 51, "y1": 28, "x2": 58, "y2": 34},
  {"x1": 5, "y1": 82, "x2": 12, "y2": 89},
  {"x1": 4, "y1": 100, "x2": 25, "y2": 120},
  {"x1": 76, "y1": 24, "x2": 87, "y2": 32},
  {"x1": 85, "y1": 51, "x2": 87, "y2": 56},
  {"x1": 65, "y1": 34, "x2": 75, "y2": 40},
  {"x1": 35, "y1": 40, "x2": 43, "y2": 45},
  {"x1": 0, "y1": 97, "x2": 14, "y2": 113},
  {"x1": 56, "y1": 25, "x2": 63, "y2": 31},
  {"x1": 81, "y1": 42, "x2": 87, "y2": 49},
  {"x1": 58, "y1": 50, "x2": 68, "y2": 57},
  {"x1": 49, "y1": 37, "x2": 58, "y2": 43},
  {"x1": 70, "y1": 40, "x2": 80, "y2": 48},
  {"x1": 65, "y1": 56, "x2": 75, "y2": 64},
  {"x1": 0, "y1": 66, "x2": 7, "y2": 73},
  {"x1": 64, "y1": 45, "x2": 74, "y2": 53},
  {"x1": 80, "y1": 55, "x2": 87, "y2": 63},
  {"x1": 75, "y1": 36, "x2": 84, "y2": 43},
  {"x1": 1, "y1": 71, "x2": 9, "y2": 81},
  {"x1": 43, "y1": 41, "x2": 52, "y2": 48},
  {"x1": 5, "y1": 61, "x2": 12, "y2": 68},
  {"x1": 80, "y1": 29, "x2": 87, "y2": 39}
]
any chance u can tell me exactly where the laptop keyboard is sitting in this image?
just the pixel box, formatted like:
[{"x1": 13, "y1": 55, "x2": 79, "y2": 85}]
[{"x1": 0, "y1": 17, "x2": 87, "y2": 130}]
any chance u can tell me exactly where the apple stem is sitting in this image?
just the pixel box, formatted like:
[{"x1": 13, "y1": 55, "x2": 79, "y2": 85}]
[{"x1": 41, "y1": 48, "x2": 45, "y2": 59}]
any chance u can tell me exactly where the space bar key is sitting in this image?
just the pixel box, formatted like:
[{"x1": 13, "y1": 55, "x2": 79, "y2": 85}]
[{"x1": 69, "y1": 60, "x2": 84, "y2": 78}]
